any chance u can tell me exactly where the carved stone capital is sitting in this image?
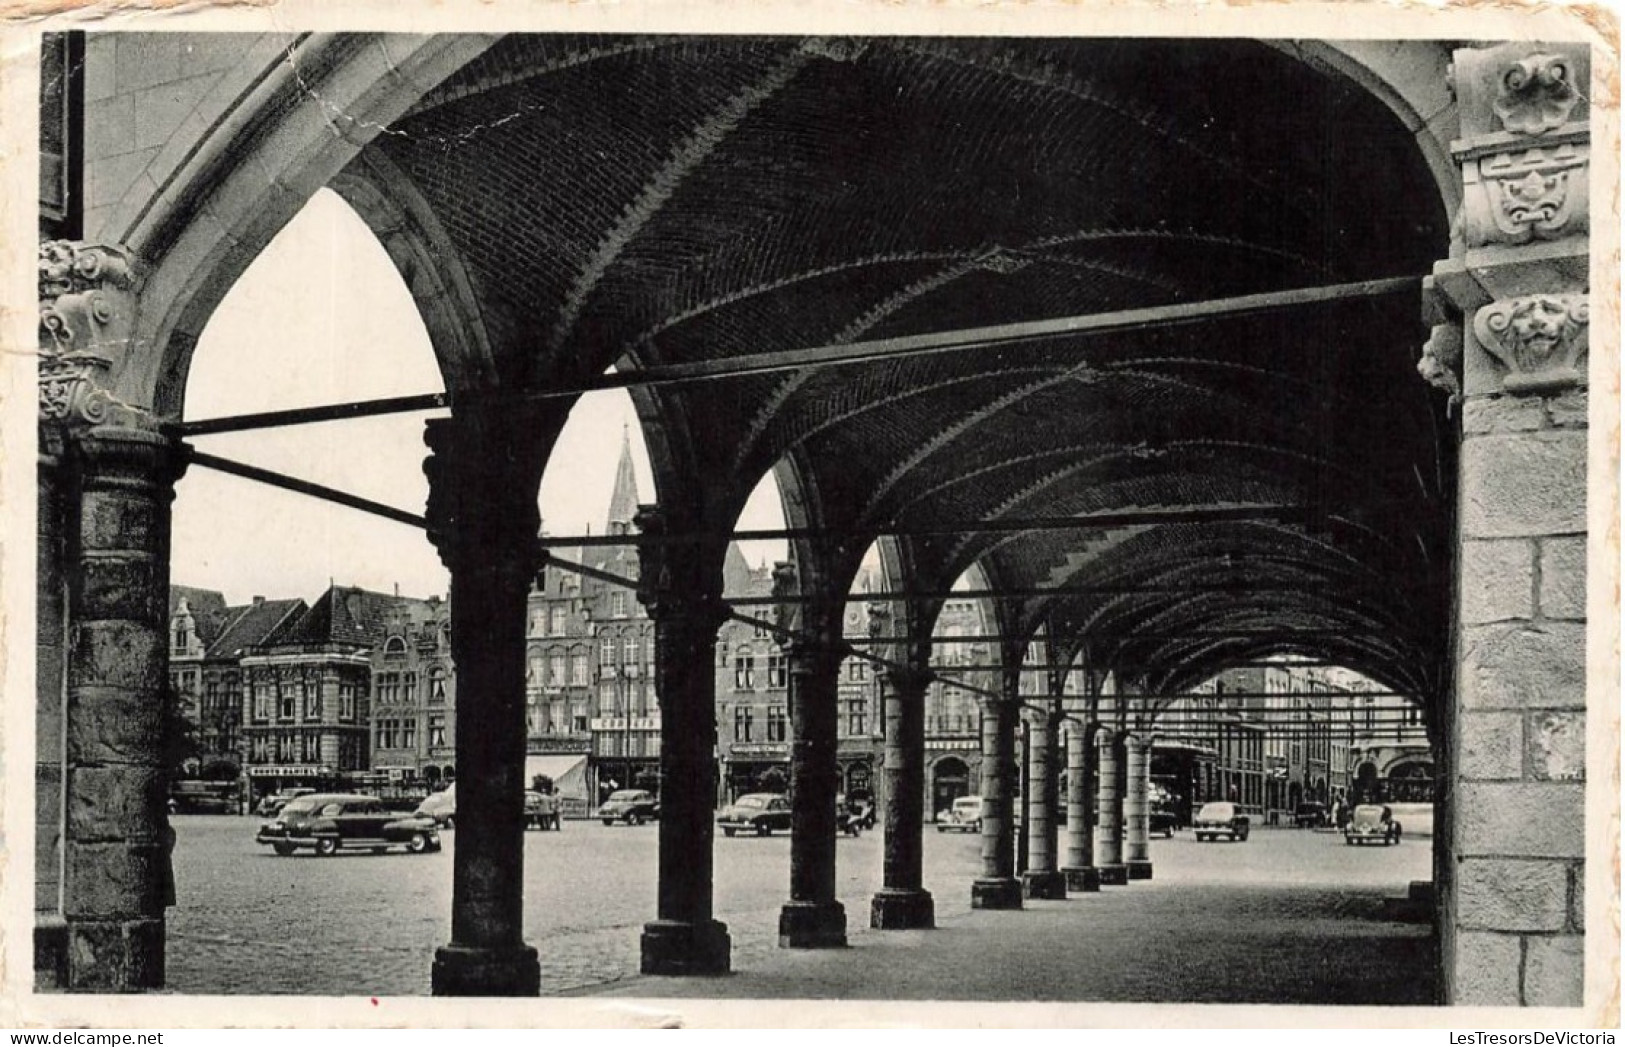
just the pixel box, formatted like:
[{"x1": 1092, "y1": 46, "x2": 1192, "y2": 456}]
[
  {"x1": 1472, "y1": 293, "x2": 1588, "y2": 395},
  {"x1": 1418, "y1": 321, "x2": 1464, "y2": 405},
  {"x1": 770, "y1": 560, "x2": 801, "y2": 645},
  {"x1": 632, "y1": 505, "x2": 729, "y2": 632},
  {"x1": 1453, "y1": 44, "x2": 1589, "y2": 141},
  {"x1": 422, "y1": 414, "x2": 544, "y2": 576},
  {"x1": 1462, "y1": 141, "x2": 1589, "y2": 248},
  {"x1": 39, "y1": 241, "x2": 152, "y2": 431}
]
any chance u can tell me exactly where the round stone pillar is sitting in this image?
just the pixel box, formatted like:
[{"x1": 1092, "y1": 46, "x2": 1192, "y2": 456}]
[
  {"x1": 1021, "y1": 711, "x2": 1066, "y2": 899},
  {"x1": 871, "y1": 665, "x2": 935, "y2": 929},
  {"x1": 1094, "y1": 730, "x2": 1127, "y2": 885},
  {"x1": 971, "y1": 695, "x2": 1022, "y2": 909},
  {"x1": 425, "y1": 414, "x2": 547, "y2": 996},
  {"x1": 1061, "y1": 722, "x2": 1100, "y2": 892},
  {"x1": 635, "y1": 508, "x2": 731, "y2": 975},
  {"x1": 778, "y1": 581, "x2": 847, "y2": 949},
  {"x1": 58, "y1": 426, "x2": 188, "y2": 991},
  {"x1": 1124, "y1": 734, "x2": 1153, "y2": 880}
]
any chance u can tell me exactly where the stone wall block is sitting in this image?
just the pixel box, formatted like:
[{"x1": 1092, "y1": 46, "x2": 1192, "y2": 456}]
[
  {"x1": 1545, "y1": 389, "x2": 1588, "y2": 429},
  {"x1": 1526, "y1": 711, "x2": 1584, "y2": 781},
  {"x1": 1460, "y1": 540, "x2": 1535, "y2": 622},
  {"x1": 1460, "y1": 431, "x2": 1587, "y2": 538},
  {"x1": 65, "y1": 918, "x2": 164, "y2": 991},
  {"x1": 1457, "y1": 858, "x2": 1570, "y2": 930},
  {"x1": 1457, "y1": 782, "x2": 1584, "y2": 859},
  {"x1": 68, "y1": 624, "x2": 164, "y2": 694},
  {"x1": 1460, "y1": 622, "x2": 1585, "y2": 709},
  {"x1": 85, "y1": 94, "x2": 137, "y2": 159},
  {"x1": 1459, "y1": 711, "x2": 1524, "y2": 779},
  {"x1": 66, "y1": 691, "x2": 164, "y2": 765},
  {"x1": 69, "y1": 764, "x2": 167, "y2": 843},
  {"x1": 1537, "y1": 537, "x2": 1587, "y2": 620},
  {"x1": 1567, "y1": 863, "x2": 1585, "y2": 932},
  {"x1": 1451, "y1": 931, "x2": 1523, "y2": 1004},
  {"x1": 64, "y1": 842, "x2": 166, "y2": 919},
  {"x1": 79, "y1": 557, "x2": 166, "y2": 621},
  {"x1": 115, "y1": 35, "x2": 184, "y2": 94},
  {"x1": 36, "y1": 766, "x2": 63, "y2": 911},
  {"x1": 1464, "y1": 395, "x2": 1547, "y2": 435},
  {"x1": 80, "y1": 490, "x2": 159, "y2": 552},
  {"x1": 1523, "y1": 935, "x2": 1584, "y2": 1006}
]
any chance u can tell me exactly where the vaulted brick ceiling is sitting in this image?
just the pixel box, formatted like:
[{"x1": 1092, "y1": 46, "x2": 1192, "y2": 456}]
[{"x1": 360, "y1": 34, "x2": 1452, "y2": 698}]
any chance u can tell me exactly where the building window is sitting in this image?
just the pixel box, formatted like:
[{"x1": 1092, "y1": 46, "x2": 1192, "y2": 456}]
[
  {"x1": 528, "y1": 653, "x2": 543, "y2": 686},
  {"x1": 571, "y1": 700, "x2": 588, "y2": 733},
  {"x1": 734, "y1": 706, "x2": 754, "y2": 742},
  {"x1": 767, "y1": 706, "x2": 787, "y2": 742},
  {"x1": 623, "y1": 637, "x2": 638, "y2": 666},
  {"x1": 384, "y1": 636, "x2": 407, "y2": 659},
  {"x1": 303, "y1": 682, "x2": 321, "y2": 720},
  {"x1": 847, "y1": 698, "x2": 867, "y2": 737},
  {"x1": 339, "y1": 683, "x2": 356, "y2": 722},
  {"x1": 278, "y1": 684, "x2": 295, "y2": 721},
  {"x1": 530, "y1": 608, "x2": 545, "y2": 636},
  {"x1": 429, "y1": 670, "x2": 447, "y2": 704},
  {"x1": 303, "y1": 732, "x2": 322, "y2": 763},
  {"x1": 734, "y1": 651, "x2": 755, "y2": 690},
  {"x1": 767, "y1": 651, "x2": 787, "y2": 688},
  {"x1": 404, "y1": 672, "x2": 418, "y2": 701},
  {"x1": 402, "y1": 718, "x2": 417, "y2": 750},
  {"x1": 250, "y1": 735, "x2": 270, "y2": 763},
  {"x1": 847, "y1": 659, "x2": 869, "y2": 683},
  {"x1": 547, "y1": 654, "x2": 564, "y2": 688},
  {"x1": 600, "y1": 642, "x2": 615, "y2": 668},
  {"x1": 611, "y1": 590, "x2": 627, "y2": 617},
  {"x1": 173, "y1": 623, "x2": 188, "y2": 654},
  {"x1": 278, "y1": 733, "x2": 298, "y2": 762},
  {"x1": 570, "y1": 651, "x2": 588, "y2": 686},
  {"x1": 549, "y1": 606, "x2": 567, "y2": 635},
  {"x1": 428, "y1": 715, "x2": 446, "y2": 748},
  {"x1": 252, "y1": 683, "x2": 270, "y2": 723}
]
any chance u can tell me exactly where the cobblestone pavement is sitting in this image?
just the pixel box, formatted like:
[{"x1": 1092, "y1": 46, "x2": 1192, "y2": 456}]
[{"x1": 166, "y1": 819, "x2": 1430, "y2": 1001}]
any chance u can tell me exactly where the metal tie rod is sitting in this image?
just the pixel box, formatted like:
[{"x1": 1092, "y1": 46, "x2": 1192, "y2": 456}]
[{"x1": 171, "y1": 275, "x2": 1418, "y2": 437}]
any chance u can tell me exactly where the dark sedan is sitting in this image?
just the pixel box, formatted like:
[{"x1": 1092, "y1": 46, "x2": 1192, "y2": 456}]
[
  {"x1": 256, "y1": 793, "x2": 442, "y2": 856},
  {"x1": 597, "y1": 789, "x2": 660, "y2": 826},
  {"x1": 718, "y1": 793, "x2": 792, "y2": 837}
]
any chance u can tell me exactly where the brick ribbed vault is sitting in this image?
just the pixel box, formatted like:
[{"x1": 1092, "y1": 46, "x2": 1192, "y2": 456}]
[{"x1": 359, "y1": 34, "x2": 1452, "y2": 711}]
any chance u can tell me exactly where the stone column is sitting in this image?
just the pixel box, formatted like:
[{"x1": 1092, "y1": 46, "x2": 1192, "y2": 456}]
[
  {"x1": 971, "y1": 681, "x2": 1022, "y2": 909},
  {"x1": 635, "y1": 507, "x2": 731, "y2": 975},
  {"x1": 38, "y1": 242, "x2": 192, "y2": 992},
  {"x1": 1021, "y1": 709, "x2": 1065, "y2": 898},
  {"x1": 1421, "y1": 43, "x2": 1591, "y2": 1008},
  {"x1": 871, "y1": 665, "x2": 935, "y2": 929},
  {"x1": 1124, "y1": 734, "x2": 1154, "y2": 880},
  {"x1": 425, "y1": 412, "x2": 549, "y2": 996},
  {"x1": 1061, "y1": 722, "x2": 1100, "y2": 891},
  {"x1": 1095, "y1": 730, "x2": 1128, "y2": 885},
  {"x1": 777, "y1": 566, "x2": 847, "y2": 948}
]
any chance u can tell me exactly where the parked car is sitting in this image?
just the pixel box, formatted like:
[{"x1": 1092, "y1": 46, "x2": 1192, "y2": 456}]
[
  {"x1": 254, "y1": 788, "x2": 315, "y2": 819},
  {"x1": 256, "y1": 793, "x2": 441, "y2": 856},
  {"x1": 598, "y1": 789, "x2": 660, "y2": 826},
  {"x1": 525, "y1": 790, "x2": 562, "y2": 831},
  {"x1": 414, "y1": 786, "x2": 456, "y2": 827},
  {"x1": 936, "y1": 794, "x2": 983, "y2": 833},
  {"x1": 1344, "y1": 804, "x2": 1402, "y2": 846},
  {"x1": 718, "y1": 793, "x2": 792, "y2": 837},
  {"x1": 1149, "y1": 805, "x2": 1179, "y2": 837},
  {"x1": 1294, "y1": 801, "x2": 1329, "y2": 828},
  {"x1": 1192, "y1": 800, "x2": 1250, "y2": 842}
]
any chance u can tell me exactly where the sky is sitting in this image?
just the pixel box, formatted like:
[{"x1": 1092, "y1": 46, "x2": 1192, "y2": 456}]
[{"x1": 174, "y1": 189, "x2": 787, "y2": 607}]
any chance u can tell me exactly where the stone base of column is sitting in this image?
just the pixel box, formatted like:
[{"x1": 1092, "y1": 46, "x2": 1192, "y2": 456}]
[
  {"x1": 34, "y1": 916, "x2": 67, "y2": 991},
  {"x1": 971, "y1": 877, "x2": 1024, "y2": 910},
  {"x1": 1097, "y1": 863, "x2": 1129, "y2": 886},
  {"x1": 63, "y1": 918, "x2": 164, "y2": 992},
  {"x1": 869, "y1": 888, "x2": 935, "y2": 930},
  {"x1": 1062, "y1": 866, "x2": 1101, "y2": 892},
  {"x1": 431, "y1": 943, "x2": 541, "y2": 996},
  {"x1": 778, "y1": 900, "x2": 848, "y2": 948},
  {"x1": 640, "y1": 918, "x2": 732, "y2": 975},
  {"x1": 1021, "y1": 869, "x2": 1067, "y2": 900},
  {"x1": 1127, "y1": 859, "x2": 1154, "y2": 880}
]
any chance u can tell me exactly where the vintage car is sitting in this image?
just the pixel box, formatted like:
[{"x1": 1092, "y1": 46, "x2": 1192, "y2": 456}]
[
  {"x1": 1344, "y1": 804, "x2": 1402, "y2": 846},
  {"x1": 1294, "y1": 801, "x2": 1329, "y2": 829},
  {"x1": 254, "y1": 788, "x2": 315, "y2": 819},
  {"x1": 935, "y1": 794, "x2": 983, "y2": 833},
  {"x1": 256, "y1": 793, "x2": 442, "y2": 856},
  {"x1": 597, "y1": 788, "x2": 660, "y2": 826},
  {"x1": 1149, "y1": 805, "x2": 1179, "y2": 837},
  {"x1": 1192, "y1": 800, "x2": 1250, "y2": 842},
  {"x1": 717, "y1": 793, "x2": 792, "y2": 837},
  {"x1": 414, "y1": 785, "x2": 456, "y2": 827},
  {"x1": 525, "y1": 790, "x2": 562, "y2": 830}
]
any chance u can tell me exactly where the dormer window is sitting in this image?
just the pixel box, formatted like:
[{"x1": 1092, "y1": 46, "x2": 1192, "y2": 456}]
[{"x1": 384, "y1": 636, "x2": 407, "y2": 659}]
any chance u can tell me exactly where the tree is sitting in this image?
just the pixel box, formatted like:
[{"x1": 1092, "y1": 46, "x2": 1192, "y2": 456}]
[
  {"x1": 530, "y1": 774, "x2": 554, "y2": 794},
  {"x1": 755, "y1": 766, "x2": 788, "y2": 794},
  {"x1": 161, "y1": 683, "x2": 202, "y2": 778}
]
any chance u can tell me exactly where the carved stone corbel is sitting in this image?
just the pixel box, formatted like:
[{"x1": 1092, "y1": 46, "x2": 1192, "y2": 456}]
[
  {"x1": 1472, "y1": 293, "x2": 1589, "y2": 395},
  {"x1": 1418, "y1": 322, "x2": 1464, "y2": 406}
]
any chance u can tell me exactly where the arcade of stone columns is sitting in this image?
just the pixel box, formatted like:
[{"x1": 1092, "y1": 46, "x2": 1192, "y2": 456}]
[{"x1": 35, "y1": 35, "x2": 1592, "y2": 1005}]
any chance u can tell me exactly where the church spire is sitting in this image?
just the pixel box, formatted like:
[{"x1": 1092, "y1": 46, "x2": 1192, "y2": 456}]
[{"x1": 606, "y1": 421, "x2": 641, "y2": 535}]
